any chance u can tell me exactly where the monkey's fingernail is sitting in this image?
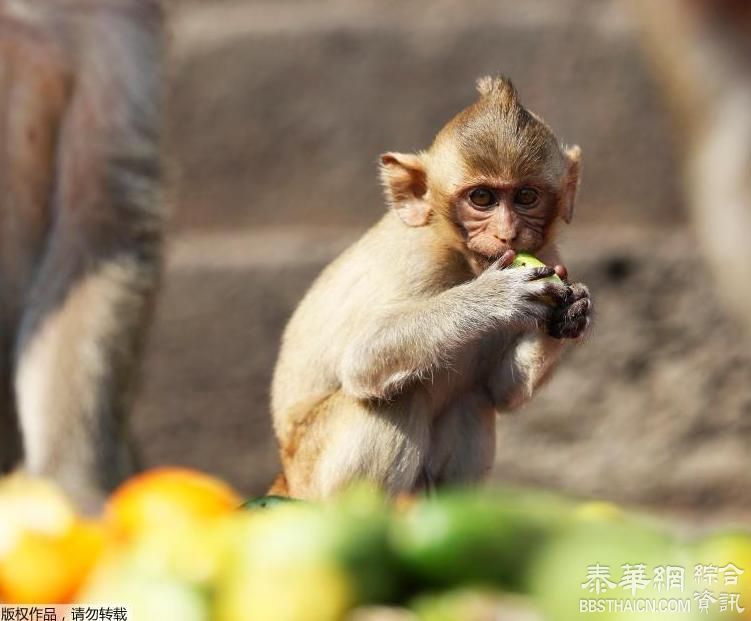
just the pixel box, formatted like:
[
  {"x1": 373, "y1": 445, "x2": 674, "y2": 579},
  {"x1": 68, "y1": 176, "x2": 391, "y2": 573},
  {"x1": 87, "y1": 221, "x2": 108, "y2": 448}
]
[{"x1": 554, "y1": 265, "x2": 568, "y2": 280}]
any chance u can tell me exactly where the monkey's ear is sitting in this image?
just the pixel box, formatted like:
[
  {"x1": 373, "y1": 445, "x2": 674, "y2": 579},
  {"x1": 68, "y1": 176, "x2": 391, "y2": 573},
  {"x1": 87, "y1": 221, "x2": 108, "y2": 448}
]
[
  {"x1": 560, "y1": 145, "x2": 582, "y2": 224},
  {"x1": 380, "y1": 152, "x2": 430, "y2": 227}
]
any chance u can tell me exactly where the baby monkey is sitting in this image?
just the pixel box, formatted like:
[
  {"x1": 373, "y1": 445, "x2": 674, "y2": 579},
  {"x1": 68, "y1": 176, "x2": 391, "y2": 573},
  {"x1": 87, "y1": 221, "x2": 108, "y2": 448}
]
[{"x1": 271, "y1": 77, "x2": 591, "y2": 498}]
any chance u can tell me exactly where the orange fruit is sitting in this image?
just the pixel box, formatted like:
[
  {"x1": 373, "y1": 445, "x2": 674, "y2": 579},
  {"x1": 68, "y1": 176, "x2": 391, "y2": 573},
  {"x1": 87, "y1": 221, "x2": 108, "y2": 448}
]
[
  {"x1": 0, "y1": 520, "x2": 105, "y2": 604},
  {"x1": 105, "y1": 468, "x2": 241, "y2": 540}
]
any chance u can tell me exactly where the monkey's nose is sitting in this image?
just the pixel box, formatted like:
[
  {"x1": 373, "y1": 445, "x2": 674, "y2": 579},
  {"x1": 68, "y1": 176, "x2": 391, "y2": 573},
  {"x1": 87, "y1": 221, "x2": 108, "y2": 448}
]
[{"x1": 497, "y1": 234, "x2": 516, "y2": 245}]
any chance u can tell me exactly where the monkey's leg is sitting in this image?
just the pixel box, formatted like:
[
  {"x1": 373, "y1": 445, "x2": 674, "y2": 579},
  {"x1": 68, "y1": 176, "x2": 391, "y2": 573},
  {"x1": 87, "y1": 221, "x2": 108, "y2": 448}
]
[
  {"x1": 427, "y1": 391, "x2": 496, "y2": 486},
  {"x1": 10, "y1": 0, "x2": 163, "y2": 512},
  {"x1": 11, "y1": 18, "x2": 162, "y2": 509},
  {"x1": 14, "y1": 254, "x2": 159, "y2": 511},
  {"x1": 281, "y1": 392, "x2": 430, "y2": 499}
]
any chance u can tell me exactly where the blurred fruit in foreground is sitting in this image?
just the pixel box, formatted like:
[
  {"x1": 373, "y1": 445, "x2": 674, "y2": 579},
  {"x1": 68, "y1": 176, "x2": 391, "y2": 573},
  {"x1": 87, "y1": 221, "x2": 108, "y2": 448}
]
[
  {"x1": 411, "y1": 589, "x2": 543, "y2": 621},
  {"x1": 529, "y1": 519, "x2": 684, "y2": 621},
  {"x1": 0, "y1": 520, "x2": 104, "y2": 603},
  {"x1": 216, "y1": 486, "x2": 397, "y2": 621},
  {"x1": 0, "y1": 475, "x2": 105, "y2": 603},
  {"x1": 347, "y1": 606, "x2": 417, "y2": 621},
  {"x1": 218, "y1": 553, "x2": 353, "y2": 621},
  {"x1": 105, "y1": 467, "x2": 241, "y2": 539},
  {"x1": 85, "y1": 567, "x2": 210, "y2": 621},
  {"x1": 0, "y1": 474, "x2": 77, "y2": 553},
  {"x1": 80, "y1": 516, "x2": 238, "y2": 620},
  {"x1": 3, "y1": 468, "x2": 748, "y2": 621},
  {"x1": 692, "y1": 530, "x2": 751, "y2": 620},
  {"x1": 86, "y1": 517, "x2": 236, "y2": 591},
  {"x1": 575, "y1": 501, "x2": 624, "y2": 523},
  {"x1": 392, "y1": 489, "x2": 571, "y2": 592}
]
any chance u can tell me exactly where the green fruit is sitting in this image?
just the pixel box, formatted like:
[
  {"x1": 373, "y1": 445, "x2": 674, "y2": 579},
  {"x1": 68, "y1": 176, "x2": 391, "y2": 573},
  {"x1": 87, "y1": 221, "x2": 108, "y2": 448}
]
[
  {"x1": 83, "y1": 568, "x2": 210, "y2": 621},
  {"x1": 690, "y1": 530, "x2": 751, "y2": 620},
  {"x1": 240, "y1": 495, "x2": 299, "y2": 510},
  {"x1": 528, "y1": 520, "x2": 681, "y2": 621},
  {"x1": 217, "y1": 558, "x2": 353, "y2": 621},
  {"x1": 225, "y1": 486, "x2": 401, "y2": 607},
  {"x1": 411, "y1": 589, "x2": 538, "y2": 621},
  {"x1": 510, "y1": 253, "x2": 561, "y2": 282},
  {"x1": 391, "y1": 490, "x2": 571, "y2": 592}
]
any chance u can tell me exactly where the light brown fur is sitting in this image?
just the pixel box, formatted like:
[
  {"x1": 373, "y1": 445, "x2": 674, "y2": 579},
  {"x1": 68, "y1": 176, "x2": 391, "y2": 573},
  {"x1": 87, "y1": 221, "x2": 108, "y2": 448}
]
[{"x1": 271, "y1": 78, "x2": 591, "y2": 499}]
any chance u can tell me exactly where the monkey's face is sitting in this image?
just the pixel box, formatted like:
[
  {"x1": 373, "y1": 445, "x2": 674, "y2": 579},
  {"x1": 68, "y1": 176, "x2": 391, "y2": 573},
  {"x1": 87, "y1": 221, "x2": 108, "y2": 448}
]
[
  {"x1": 425, "y1": 137, "x2": 572, "y2": 266},
  {"x1": 452, "y1": 180, "x2": 559, "y2": 261},
  {"x1": 423, "y1": 81, "x2": 579, "y2": 264},
  {"x1": 379, "y1": 77, "x2": 581, "y2": 266}
]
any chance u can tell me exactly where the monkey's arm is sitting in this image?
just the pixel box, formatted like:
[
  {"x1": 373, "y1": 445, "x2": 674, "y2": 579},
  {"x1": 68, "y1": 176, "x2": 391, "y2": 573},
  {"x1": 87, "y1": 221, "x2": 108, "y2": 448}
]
[
  {"x1": 339, "y1": 266, "x2": 567, "y2": 401},
  {"x1": 489, "y1": 282, "x2": 591, "y2": 410}
]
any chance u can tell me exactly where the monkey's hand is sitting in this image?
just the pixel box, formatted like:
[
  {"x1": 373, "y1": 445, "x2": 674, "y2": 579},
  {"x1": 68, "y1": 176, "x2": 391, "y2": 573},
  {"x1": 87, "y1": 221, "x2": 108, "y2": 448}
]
[
  {"x1": 548, "y1": 282, "x2": 592, "y2": 339},
  {"x1": 474, "y1": 263, "x2": 573, "y2": 330}
]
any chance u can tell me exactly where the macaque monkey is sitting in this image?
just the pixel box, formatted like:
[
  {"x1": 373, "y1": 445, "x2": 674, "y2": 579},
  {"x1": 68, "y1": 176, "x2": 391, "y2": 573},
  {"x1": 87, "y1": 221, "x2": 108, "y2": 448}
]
[
  {"x1": 271, "y1": 77, "x2": 591, "y2": 499},
  {"x1": 0, "y1": 0, "x2": 164, "y2": 511}
]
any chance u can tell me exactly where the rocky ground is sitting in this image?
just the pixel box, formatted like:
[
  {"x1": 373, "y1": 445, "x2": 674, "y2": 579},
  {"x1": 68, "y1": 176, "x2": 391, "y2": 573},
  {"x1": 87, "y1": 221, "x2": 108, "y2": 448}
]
[{"x1": 130, "y1": 0, "x2": 751, "y2": 519}]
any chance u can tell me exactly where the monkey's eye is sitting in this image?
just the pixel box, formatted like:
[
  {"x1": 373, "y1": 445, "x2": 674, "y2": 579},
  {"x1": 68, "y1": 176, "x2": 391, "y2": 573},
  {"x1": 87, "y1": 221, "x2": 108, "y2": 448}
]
[
  {"x1": 514, "y1": 187, "x2": 539, "y2": 207},
  {"x1": 468, "y1": 187, "x2": 497, "y2": 208}
]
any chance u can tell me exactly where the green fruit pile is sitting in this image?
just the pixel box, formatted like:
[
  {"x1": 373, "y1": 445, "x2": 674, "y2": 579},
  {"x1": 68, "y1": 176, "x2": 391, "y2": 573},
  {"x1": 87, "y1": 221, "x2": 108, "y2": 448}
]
[{"x1": 79, "y1": 486, "x2": 751, "y2": 621}]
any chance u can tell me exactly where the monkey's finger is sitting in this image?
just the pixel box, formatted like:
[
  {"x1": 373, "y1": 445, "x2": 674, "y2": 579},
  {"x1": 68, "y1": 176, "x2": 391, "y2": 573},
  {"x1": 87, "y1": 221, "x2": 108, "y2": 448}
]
[
  {"x1": 554, "y1": 264, "x2": 568, "y2": 281},
  {"x1": 548, "y1": 297, "x2": 591, "y2": 337},
  {"x1": 564, "y1": 297, "x2": 591, "y2": 319},
  {"x1": 547, "y1": 321, "x2": 565, "y2": 339},
  {"x1": 548, "y1": 312, "x2": 589, "y2": 339},
  {"x1": 538, "y1": 282, "x2": 572, "y2": 305},
  {"x1": 560, "y1": 316, "x2": 590, "y2": 339},
  {"x1": 497, "y1": 249, "x2": 517, "y2": 269},
  {"x1": 525, "y1": 266, "x2": 556, "y2": 281},
  {"x1": 568, "y1": 282, "x2": 590, "y2": 302},
  {"x1": 530, "y1": 301, "x2": 556, "y2": 326},
  {"x1": 488, "y1": 250, "x2": 515, "y2": 271}
]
